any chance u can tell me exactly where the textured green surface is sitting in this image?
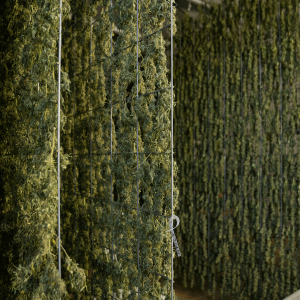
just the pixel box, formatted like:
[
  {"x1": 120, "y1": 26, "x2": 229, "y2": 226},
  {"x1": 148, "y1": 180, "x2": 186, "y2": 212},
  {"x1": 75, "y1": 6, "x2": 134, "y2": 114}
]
[
  {"x1": 174, "y1": 1, "x2": 300, "y2": 299},
  {"x1": 0, "y1": 0, "x2": 177, "y2": 298},
  {"x1": 60, "y1": 0, "x2": 178, "y2": 298},
  {"x1": 0, "y1": 0, "x2": 23, "y2": 298}
]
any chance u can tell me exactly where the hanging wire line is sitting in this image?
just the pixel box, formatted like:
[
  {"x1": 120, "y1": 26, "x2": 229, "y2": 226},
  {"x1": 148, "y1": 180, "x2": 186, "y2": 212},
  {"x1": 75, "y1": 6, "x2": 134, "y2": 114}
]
[
  {"x1": 179, "y1": 21, "x2": 183, "y2": 215},
  {"x1": 110, "y1": 0, "x2": 114, "y2": 299},
  {"x1": 57, "y1": 0, "x2": 62, "y2": 290},
  {"x1": 171, "y1": 0, "x2": 174, "y2": 298},
  {"x1": 136, "y1": 0, "x2": 140, "y2": 297}
]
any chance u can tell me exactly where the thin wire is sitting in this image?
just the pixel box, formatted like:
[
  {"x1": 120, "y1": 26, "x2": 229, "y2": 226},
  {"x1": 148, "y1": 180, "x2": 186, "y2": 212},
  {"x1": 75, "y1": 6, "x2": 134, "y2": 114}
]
[
  {"x1": 110, "y1": 0, "x2": 114, "y2": 299},
  {"x1": 57, "y1": 0, "x2": 62, "y2": 292},
  {"x1": 89, "y1": 14, "x2": 94, "y2": 299},
  {"x1": 136, "y1": 0, "x2": 140, "y2": 297},
  {"x1": 179, "y1": 21, "x2": 183, "y2": 212},
  {"x1": 171, "y1": 0, "x2": 174, "y2": 298}
]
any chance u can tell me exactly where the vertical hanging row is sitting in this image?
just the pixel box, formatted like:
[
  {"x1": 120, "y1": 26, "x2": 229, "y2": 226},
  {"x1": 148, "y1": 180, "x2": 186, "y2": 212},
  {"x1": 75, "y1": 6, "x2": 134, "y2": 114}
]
[
  {"x1": 64, "y1": 2, "x2": 96, "y2": 296},
  {"x1": 61, "y1": 0, "x2": 114, "y2": 298},
  {"x1": 174, "y1": 0, "x2": 300, "y2": 299},
  {"x1": 62, "y1": 0, "x2": 90, "y2": 297},
  {"x1": 288, "y1": 0, "x2": 300, "y2": 296},
  {"x1": 0, "y1": 0, "x2": 27, "y2": 295},
  {"x1": 195, "y1": 7, "x2": 205, "y2": 292},
  {"x1": 174, "y1": 13, "x2": 196, "y2": 289},
  {"x1": 3, "y1": 0, "x2": 176, "y2": 298},
  {"x1": 238, "y1": 0, "x2": 245, "y2": 297},
  {"x1": 9, "y1": 0, "x2": 87, "y2": 298}
]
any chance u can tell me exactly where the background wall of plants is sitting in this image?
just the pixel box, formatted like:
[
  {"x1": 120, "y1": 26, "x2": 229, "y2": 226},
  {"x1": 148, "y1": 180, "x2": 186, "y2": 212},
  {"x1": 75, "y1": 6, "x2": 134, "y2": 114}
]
[
  {"x1": 0, "y1": 0, "x2": 177, "y2": 299},
  {"x1": 174, "y1": 0, "x2": 300, "y2": 299}
]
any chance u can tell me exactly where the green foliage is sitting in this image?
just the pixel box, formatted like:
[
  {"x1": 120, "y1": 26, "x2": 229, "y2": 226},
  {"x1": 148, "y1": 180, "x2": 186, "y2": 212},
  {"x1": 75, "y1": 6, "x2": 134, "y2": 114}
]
[
  {"x1": 0, "y1": 0, "x2": 177, "y2": 300},
  {"x1": 9, "y1": 0, "x2": 88, "y2": 297},
  {"x1": 60, "y1": 0, "x2": 178, "y2": 297},
  {"x1": 0, "y1": 0, "x2": 86, "y2": 298},
  {"x1": 174, "y1": 1, "x2": 300, "y2": 299},
  {"x1": 0, "y1": 0, "x2": 25, "y2": 298}
]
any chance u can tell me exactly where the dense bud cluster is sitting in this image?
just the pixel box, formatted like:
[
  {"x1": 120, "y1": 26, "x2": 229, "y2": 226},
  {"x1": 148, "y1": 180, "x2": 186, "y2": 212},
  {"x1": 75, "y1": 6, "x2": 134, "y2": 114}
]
[
  {"x1": 0, "y1": 0, "x2": 177, "y2": 299},
  {"x1": 174, "y1": 1, "x2": 300, "y2": 299}
]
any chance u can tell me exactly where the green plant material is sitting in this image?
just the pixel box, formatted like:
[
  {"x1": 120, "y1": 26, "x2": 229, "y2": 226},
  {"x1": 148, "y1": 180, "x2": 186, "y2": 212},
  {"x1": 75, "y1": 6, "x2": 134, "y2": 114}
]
[
  {"x1": 59, "y1": 0, "x2": 178, "y2": 299},
  {"x1": 173, "y1": 0, "x2": 300, "y2": 299},
  {"x1": 0, "y1": 0, "x2": 87, "y2": 298},
  {"x1": 0, "y1": 0, "x2": 30, "y2": 298}
]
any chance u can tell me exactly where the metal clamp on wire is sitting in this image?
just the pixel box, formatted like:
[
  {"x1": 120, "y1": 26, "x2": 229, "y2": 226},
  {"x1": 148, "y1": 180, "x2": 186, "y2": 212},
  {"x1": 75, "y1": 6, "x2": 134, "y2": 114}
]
[{"x1": 167, "y1": 215, "x2": 181, "y2": 257}]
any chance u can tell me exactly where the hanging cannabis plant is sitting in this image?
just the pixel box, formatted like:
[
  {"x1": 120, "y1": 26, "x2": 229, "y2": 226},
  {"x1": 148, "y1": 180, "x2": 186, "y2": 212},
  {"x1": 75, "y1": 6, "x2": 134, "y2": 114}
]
[
  {"x1": 174, "y1": 0, "x2": 300, "y2": 299},
  {"x1": 61, "y1": 0, "x2": 178, "y2": 298},
  {"x1": 4, "y1": 0, "x2": 87, "y2": 298},
  {"x1": 0, "y1": 0, "x2": 30, "y2": 298},
  {"x1": 1, "y1": 0, "x2": 177, "y2": 298},
  {"x1": 93, "y1": 0, "x2": 179, "y2": 298}
]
